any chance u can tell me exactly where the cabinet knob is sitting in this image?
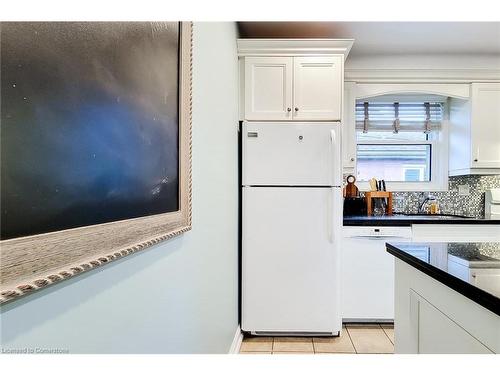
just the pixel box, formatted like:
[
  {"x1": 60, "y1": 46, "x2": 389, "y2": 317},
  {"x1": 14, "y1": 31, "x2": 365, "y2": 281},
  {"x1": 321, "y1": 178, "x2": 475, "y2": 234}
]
[
  {"x1": 287, "y1": 107, "x2": 291, "y2": 112},
  {"x1": 294, "y1": 107, "x2": 299, "y2": 111},
  {"x1": 473, "y1": 158, "x2": 478, "y2": 162},
  {"x1": 350, "y1": 157, "x2": 355, "y2": 162}
]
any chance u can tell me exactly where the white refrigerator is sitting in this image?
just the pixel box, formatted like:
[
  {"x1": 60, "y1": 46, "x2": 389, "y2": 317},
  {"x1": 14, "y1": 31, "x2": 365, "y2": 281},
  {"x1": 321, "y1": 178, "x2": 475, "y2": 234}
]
[{"x1": 242, "y1": 121, "x2": 343, "y2": 335}]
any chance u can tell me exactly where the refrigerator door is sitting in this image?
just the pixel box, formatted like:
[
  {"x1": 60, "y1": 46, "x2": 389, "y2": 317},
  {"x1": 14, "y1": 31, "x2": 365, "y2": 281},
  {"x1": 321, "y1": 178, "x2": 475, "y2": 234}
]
[
  {"x1": 242, "y1": 122, "x2": 342, "y2": 187},
  {"x1": 242, "y1": 186, "x2": 342, "y2": 334}
]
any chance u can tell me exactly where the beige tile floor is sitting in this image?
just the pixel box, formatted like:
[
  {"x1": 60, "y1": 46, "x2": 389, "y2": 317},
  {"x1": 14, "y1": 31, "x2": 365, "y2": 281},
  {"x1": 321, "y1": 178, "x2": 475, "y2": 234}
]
[{"x1": 239, "y1": 324, "x2": 394, "y2": 354}]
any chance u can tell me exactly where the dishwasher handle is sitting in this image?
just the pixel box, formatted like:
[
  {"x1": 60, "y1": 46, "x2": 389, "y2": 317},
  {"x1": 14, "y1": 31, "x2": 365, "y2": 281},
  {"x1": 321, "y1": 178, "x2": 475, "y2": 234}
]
[{"x1": 349, "y1": 235, "x2": 412, "y2": 240}]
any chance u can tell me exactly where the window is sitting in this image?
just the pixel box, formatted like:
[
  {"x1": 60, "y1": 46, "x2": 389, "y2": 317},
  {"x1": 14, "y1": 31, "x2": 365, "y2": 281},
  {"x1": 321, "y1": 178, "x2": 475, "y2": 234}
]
[
  {"x1": 357, "y1": 144, "x2": 431, "y2": 182},
  {"x1": 355, "y1": 101, "x2": 447, "y2": 191}
]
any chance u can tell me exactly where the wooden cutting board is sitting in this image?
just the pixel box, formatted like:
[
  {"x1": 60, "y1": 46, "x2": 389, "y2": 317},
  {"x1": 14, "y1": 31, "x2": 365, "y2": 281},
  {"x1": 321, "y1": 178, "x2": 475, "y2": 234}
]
[{"x1": 345, "y1": 175, "x2": 359, "y2": 198}]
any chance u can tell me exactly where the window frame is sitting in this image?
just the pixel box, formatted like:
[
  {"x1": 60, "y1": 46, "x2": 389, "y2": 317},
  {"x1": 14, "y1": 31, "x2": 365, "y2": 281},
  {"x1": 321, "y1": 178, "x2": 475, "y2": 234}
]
[{"x1": 354, "y1": 102, "x2": 449, "y2": 192}]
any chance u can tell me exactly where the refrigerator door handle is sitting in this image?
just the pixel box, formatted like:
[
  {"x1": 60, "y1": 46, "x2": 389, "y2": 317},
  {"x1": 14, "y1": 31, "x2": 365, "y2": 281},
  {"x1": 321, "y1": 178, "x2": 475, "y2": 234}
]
[
  {"x1": 329, "y1": 130, "x2": 334, "y2": 187},
  {"x1": 328, "y1": 187, "x2": 333, "y2": 243},
  {"x1": 330, "y1": 128, "x2": 341, "y2": 187}
]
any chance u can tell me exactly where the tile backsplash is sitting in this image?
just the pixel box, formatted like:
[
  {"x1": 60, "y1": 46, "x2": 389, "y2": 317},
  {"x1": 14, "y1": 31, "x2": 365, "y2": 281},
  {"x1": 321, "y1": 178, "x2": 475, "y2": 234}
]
[{"x1": 345, "y1": 175, "x2": 500, "y2": 218}]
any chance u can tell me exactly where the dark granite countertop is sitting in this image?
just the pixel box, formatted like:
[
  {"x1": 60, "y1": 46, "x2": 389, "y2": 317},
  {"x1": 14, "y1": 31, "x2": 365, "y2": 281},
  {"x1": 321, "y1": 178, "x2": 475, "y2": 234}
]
[
  {"x1": 344, "y1": 214, "x2": 500, "y2": 226},
  {"x1": 386, "y1": 242, "x2": 500, "y2": 316}
]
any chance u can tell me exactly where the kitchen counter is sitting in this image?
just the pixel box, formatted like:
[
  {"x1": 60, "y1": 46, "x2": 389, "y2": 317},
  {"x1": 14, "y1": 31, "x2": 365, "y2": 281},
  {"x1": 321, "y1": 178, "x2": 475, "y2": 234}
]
[
  {"x1": 387, "y1": 241, "x2": 500, "y2": 353},
  {"x1": 344, "y1": 214, "x2": 500, "y2": 226},
  {"x1": 386, "y1": 242, "x2": 500, "y2": 316}
]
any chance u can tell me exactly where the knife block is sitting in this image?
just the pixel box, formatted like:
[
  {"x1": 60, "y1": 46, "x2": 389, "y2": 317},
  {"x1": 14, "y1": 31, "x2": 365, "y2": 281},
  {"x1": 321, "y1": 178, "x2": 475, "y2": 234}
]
[{"x1": 365, "y1": 191, "x2": 393, "y2": 216}]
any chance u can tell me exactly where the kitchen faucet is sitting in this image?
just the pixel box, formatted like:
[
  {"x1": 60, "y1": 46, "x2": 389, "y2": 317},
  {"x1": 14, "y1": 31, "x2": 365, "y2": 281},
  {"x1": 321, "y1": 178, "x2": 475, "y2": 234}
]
[{"x1": 418, "y1": 194, "x2": 436, "y2": 214}]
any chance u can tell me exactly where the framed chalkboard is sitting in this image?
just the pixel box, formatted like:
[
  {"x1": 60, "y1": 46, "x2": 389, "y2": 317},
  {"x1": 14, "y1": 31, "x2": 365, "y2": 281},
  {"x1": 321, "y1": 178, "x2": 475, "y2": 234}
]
[{"x1": 0, "y1": 22, "x2": 193, "y2": 303}]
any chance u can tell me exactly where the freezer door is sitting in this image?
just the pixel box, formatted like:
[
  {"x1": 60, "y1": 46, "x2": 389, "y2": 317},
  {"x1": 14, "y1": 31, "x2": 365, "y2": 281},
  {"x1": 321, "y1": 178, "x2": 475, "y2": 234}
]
[
  {"x1": 242, "y1": 187, "x2": 342, "y2": 334},
  {"x1": 242, "y1": 122, "x2": 341, "y2": 186}
]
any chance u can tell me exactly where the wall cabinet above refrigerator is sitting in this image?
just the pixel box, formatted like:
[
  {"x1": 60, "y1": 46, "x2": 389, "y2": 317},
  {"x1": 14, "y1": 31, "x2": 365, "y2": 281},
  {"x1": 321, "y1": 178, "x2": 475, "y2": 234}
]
[
  {"x1": 237, "y1": 39, "x2": 354, "y2": 122},
  {"x1": 449, "y1": 83, "x2": 500, "y2": 176},
  {"x1": 243, "y1": 56, "x2": 343, "y2": 121}
]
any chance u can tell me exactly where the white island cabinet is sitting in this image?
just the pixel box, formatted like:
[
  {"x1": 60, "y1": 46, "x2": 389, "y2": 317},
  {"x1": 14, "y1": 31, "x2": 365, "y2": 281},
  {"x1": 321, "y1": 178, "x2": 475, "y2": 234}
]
[{"x1": 394, "y1": 259, "x2": 499, "y2": 353}]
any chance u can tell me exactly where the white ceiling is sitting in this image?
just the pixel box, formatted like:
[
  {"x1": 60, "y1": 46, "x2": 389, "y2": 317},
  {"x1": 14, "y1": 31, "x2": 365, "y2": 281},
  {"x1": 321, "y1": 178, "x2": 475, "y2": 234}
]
[{"x1": 237, "y1": 22, "x2": 500, "y2": 56}]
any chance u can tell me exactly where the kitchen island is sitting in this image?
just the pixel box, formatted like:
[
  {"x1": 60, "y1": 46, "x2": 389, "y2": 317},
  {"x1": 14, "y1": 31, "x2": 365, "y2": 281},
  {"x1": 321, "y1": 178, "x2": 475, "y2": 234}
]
[{"x1": 386, "y1": 242, "x2": 500, "y2": 354}]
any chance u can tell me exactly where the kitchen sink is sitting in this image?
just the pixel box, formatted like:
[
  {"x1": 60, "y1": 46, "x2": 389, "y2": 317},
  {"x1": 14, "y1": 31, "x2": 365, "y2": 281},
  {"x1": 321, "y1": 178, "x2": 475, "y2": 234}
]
[{"x1": 394, "y1": 212, "x2": 474, "y2": 219}]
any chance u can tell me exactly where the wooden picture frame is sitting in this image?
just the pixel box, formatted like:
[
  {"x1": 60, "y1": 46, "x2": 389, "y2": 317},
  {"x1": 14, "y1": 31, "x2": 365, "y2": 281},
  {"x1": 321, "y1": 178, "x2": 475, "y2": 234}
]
[{"x1": 0, "y1": 22, "x2": 193, "y2": 304}]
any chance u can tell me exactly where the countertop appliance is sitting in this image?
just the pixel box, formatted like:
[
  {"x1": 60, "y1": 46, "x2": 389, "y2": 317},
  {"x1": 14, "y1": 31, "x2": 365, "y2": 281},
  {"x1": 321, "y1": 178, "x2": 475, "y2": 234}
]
[
  {"x1": 485, "y1": 188, "x2": 500, "y2": 219},
  {"x1": 242, "y1": 121, "x2": 342, "y2": 335},
  {"x1": 447, "y1": 247, "x2": 500, "y2": 298},
  {"x1": 343, "y1": 197, "x2": 366, "y2": 216}
]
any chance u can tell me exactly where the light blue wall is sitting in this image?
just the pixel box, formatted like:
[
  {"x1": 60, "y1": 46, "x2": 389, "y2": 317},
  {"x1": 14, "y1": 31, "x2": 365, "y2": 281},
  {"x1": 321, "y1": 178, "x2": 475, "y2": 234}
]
[{"x1": 0, "y1": 22, "x2": 240, "y2": 354}]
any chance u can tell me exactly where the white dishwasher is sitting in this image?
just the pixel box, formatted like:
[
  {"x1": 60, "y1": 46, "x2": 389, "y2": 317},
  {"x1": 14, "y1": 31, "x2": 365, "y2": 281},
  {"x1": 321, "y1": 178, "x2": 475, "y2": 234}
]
[{"x1": 341, "y1": 226, "x2": 412, "y2": 322}]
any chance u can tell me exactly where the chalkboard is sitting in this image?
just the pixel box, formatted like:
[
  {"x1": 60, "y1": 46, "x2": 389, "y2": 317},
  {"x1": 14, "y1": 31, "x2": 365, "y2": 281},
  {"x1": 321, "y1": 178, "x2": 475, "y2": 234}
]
[{"x1": 1, "y1": 22, "x2": 181, "y2": 240}]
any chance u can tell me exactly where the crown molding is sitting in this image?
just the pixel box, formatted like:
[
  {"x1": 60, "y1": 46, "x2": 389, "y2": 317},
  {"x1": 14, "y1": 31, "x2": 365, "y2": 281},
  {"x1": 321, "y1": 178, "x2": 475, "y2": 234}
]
[
  {"x1": 345, "y1": 68, "x2": 500, "y2": 83},
  {"x1": 237, "y1": 39, "x2": 354, "y2": 60}
]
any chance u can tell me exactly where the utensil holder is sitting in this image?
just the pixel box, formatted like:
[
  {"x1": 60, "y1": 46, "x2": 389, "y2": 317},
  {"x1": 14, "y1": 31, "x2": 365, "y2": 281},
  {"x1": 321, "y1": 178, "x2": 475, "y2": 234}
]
[{"x1": 365, "y1": 191, "x2": 393, "y2": 216}]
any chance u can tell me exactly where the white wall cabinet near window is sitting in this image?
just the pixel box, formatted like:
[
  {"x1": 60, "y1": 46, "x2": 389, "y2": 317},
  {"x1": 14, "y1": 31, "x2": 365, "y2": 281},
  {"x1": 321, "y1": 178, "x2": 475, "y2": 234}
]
[
  {"x1": 238, "y1": 39, "x2": 354, "y2": 122},
  {"x1": 449, "y1": 83, "x2": 500, "y2": 176},
  {"x1": 244, "y1": 56, "x2": 342, "y2": 121},
  {"x1": 470, "y1": 83, "x2": 500, "y2": 169},
  {"x1": 342, "y1": 82, "x2": 357, "y2": 172}
]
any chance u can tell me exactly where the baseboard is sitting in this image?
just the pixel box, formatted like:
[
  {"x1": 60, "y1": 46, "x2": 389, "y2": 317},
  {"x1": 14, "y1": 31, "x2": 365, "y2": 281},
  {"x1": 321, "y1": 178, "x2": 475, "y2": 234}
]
[{"x1": 228, "y1": 325, "x2": 244, "y2": 354}]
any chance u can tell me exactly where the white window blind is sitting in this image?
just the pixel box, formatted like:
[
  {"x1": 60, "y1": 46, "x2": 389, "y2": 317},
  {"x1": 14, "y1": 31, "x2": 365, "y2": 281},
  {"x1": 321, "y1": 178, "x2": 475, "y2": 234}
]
[{"x1": 355, "y1": 102, "x2": 443, "y2": 133}]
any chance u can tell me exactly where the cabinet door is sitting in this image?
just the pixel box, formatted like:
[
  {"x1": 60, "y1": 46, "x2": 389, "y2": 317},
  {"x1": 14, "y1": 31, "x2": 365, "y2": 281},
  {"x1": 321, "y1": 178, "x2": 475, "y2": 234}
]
[
  {"x1": 471, "y1": 83, "x2": 500, "y2": 168},
  {"x1": 409, "y1": 290, "x2": 493, "y2": 354},
  {"x1": 244, "y1": 57, "x2": 293, "y2": 120},
  {"x1": 293, "y1": 56, "x2": 343, "y2": 121},
  {"x1": 342, "y1": 82, "x2": 357, "y2": 172}
]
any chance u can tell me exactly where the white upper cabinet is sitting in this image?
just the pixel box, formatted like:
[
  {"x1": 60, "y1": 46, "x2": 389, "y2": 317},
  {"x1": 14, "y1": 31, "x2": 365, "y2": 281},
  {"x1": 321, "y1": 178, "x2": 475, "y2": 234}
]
[
  {"x1": 292, "y1": 56, "x2": 343, "y2": 121},
  {"x1": 470, "y1": 83, "x2": 500, "y2": 169},
  {"x1": 244, "y1": 57, "x2": 293, "y2": 121},
  {"x1": 238, "y1": 39, "x2": 354, "y2": 122},
  {"x1": 244, "y1": 56, "x2": 342, "y2": 121},
  {"x1": 449, "y1": 83, "x2": 500, "y2": 175},
  {"x1": 342, "y1": 82, "x2": 357, "y2": 172}
]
